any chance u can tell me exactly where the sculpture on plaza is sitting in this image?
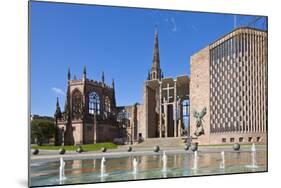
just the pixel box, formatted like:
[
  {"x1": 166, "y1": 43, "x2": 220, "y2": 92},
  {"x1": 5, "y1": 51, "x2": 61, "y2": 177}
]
[{"x1": 193, "y1": 107, "x2": 207, "y2": 137}]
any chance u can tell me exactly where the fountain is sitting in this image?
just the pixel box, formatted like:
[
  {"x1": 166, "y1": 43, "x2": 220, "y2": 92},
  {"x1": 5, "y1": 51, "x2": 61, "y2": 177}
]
[
  {"x1": 192, "y1": 151, "x2": 198, "y2": 170},
  {"x1": 162, "y1": 151, "x2": 168, "y2": 172},
  {"x1": 30, "y1": 149, "x2": 267, "y2": 186},
  {"x1": 100, "y1": 157, "x2": 107, "y2": 177},
  {"x1": 250, "y1": 143, "x2": 258, "y2": 168},
  {"x1": 246, "y1": 143, "x2": 258, "y2": 168},
  {"x1": 59, "y1": 157, "x2": 66, "y2": 183},
  {"x1": 132, "y1": 158, "x2": 138, "y2": 175},
  {"x1": 251, "y1": 143, "x2": 256, "y2": 152},
  {"x1": 220, "y1": 151, "x2": 225, "y2": 169}
]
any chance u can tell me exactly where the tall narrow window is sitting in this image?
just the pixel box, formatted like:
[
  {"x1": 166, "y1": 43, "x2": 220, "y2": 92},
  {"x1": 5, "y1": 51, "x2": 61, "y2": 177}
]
[
  {"x1": 182, "y1": 99, "x2": 190, "y2": 131},
  {"x1": 104, "y1": 96, "x2": 111, "y2": 112},
  {"x1": 89, "y1": 91, "x2": 100, "y2": 115},
  {"x1": 72, "y1": 89, "x2": 82, "y2": 119}
]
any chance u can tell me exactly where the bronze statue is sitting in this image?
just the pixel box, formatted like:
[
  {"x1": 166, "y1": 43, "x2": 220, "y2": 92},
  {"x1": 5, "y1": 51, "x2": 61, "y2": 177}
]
[{"x1": 193, "y1": 107, "x2": 207, "y2": 137}]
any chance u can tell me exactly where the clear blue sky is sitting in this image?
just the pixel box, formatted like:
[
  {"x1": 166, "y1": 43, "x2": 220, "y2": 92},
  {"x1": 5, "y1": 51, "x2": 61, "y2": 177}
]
[{"x1": 30, "y1": 1, "x2": 266, "y2": 116}]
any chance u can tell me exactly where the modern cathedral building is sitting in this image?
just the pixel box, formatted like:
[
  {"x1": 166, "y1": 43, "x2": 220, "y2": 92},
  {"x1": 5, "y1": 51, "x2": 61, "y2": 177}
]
[
  {"x1": 54, "y1": 27, "x2": 267, "y2": 146},
  {"x1": 190, "y1": 27, "x2": 267, "y2": 145}
]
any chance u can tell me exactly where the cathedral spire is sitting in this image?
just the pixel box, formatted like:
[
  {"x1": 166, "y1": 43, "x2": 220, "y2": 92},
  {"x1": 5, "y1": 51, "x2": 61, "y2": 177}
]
[
  {"x1": 102, "y1": 71, "x2": 105, "y2": 83},
  {"x1": 68, "y1": 68, "x2": 71, "y2": 80},
  {"x1": 83, "y1": 66, "x2": 87, "y2": 80},
  {"x1": 56, "y1": 97, "x2": 60, "y2": 107},
  {"x1": 112, "y1": 78, "x2": 115, "y2": 88},
  {"x1": 147, "y1": 70, "x2": 150, "y2": 80},
  {"x1": 54, "y1": 97, "x2": 62, "y2": 118},
  {"x1": 112, "y1": 78, "x2": 116, "y2": 107},
  {"x1": 150, "y1": 26, "x2": 161, "y2": 80},
  {"x1": 152, "y1": 26, "x2": 160, "y2": 69}
]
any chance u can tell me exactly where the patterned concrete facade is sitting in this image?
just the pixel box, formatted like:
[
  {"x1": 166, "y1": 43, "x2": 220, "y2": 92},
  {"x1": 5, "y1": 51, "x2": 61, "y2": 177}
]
[{"x1": 190, "y1": 27, "x2": 267, "y2": 145}]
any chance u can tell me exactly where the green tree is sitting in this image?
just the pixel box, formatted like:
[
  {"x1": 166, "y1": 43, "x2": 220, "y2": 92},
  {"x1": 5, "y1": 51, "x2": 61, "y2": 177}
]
[{"x1": 31, "y1": 119, "x2": 55, "y2": 146}]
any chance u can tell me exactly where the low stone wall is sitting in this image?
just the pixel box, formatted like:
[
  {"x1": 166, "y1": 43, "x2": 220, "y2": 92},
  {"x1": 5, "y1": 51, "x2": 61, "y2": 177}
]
[{"x1": 96, "y1": 124, "x2": 120, "y2": 143}]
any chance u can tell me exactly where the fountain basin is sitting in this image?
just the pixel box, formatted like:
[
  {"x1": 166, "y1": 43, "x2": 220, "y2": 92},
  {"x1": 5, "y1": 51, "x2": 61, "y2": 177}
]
[{"x1": 30, "y1": 150, "x2": 267, "y2": 187}]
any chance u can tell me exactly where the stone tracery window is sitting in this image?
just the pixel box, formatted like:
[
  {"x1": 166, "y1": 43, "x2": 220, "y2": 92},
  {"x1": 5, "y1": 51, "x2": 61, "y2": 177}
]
[
  {"x1": 117, "y1": 109, "x2": 129, "y2": 128},
  {"x1": 72, "y1": 89, "x2": 82, "y2": 119},
  {"x1": 104, "y1": 96, "x2": 111, "y2": 113},
  {"x1": 89, "y1": 91, "x2": 100, "y2": 115}
]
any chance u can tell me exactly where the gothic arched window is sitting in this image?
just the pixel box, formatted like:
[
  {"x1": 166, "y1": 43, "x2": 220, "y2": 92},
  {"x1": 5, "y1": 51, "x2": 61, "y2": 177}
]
[
  {"x1": 72, "y1": 89, "x2": 82, "y2": 119},
  {"x1": 89, "y1": 91, "x2": 100, "y2": 115},
  {"x1": 104, "y1": 96, "x2": 111, "y2": 112},
  {"x1": 117, "y1": 109, "x2": 129, "y2": 128}
]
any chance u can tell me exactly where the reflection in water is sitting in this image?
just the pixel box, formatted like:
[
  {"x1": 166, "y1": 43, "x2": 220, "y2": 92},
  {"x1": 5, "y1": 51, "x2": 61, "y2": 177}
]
[
  {"x1": 100, "y1": 157, "x2": 108, "y2": 180},
  {"x1": 31, "y1": 150, "x2": 267, "y2": 187},
  {"x1": 220, "y1": 151, "x2": 225, "y2": 169},
  {"x1": 59, "y1": 157, "x2": 66, "y2": 184},
  {"x1": 246, "y1": 144, "x2": 259, "y2": 169},
  {"x1": 192, "y1": 151, "x2": 198, "y2": 173},
  {"x1": 132, "y1": 158, "x2": 138, "y2": 175},
  {"x1": 162, "y1": 151, "x2": 167, "y2": 173}
]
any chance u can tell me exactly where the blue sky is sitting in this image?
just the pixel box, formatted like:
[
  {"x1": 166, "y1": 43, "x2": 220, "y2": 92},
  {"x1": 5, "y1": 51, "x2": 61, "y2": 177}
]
[{"x1": 30, "y1": 1, "x2": 266, "y2": 116}]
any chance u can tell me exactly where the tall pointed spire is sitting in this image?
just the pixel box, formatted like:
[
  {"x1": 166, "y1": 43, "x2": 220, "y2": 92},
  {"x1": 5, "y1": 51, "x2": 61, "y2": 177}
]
[
  {"x1": 68, "y1": 68, "x2": 71, "y2": 80},
  {"x1": 83, "y1": 66, "x2": 87, "y2": 80},
  {"x1": 150, "y1": 26, "x2": 162, "y2": 80},
  {"x1": 56, "y1": 97, "x2": 60, "y2": 107},
  {"x1": 55, "y1": 97, "x2": 62, "y2": 118},
  {"x1": 112, "y1": 78, "x2": 116, "y2": 107},
  {"x1": 102, "y1": 71, "x2": 105, "y2": 83},
  {"x1": 152, "y1": 26, "x2": 160, "y2": 69},
  {"x1": 112, "y1": 78, "x2": 115, "y2": 88},
  {"x1": 147, "y1": 70, "x2": 150, "y2": 80}
]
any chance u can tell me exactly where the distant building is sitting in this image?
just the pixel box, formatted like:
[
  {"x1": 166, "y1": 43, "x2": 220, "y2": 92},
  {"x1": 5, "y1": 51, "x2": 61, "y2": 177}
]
[{"x1": 190, "y1": 27, "x2": 267, "y2": 145}]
